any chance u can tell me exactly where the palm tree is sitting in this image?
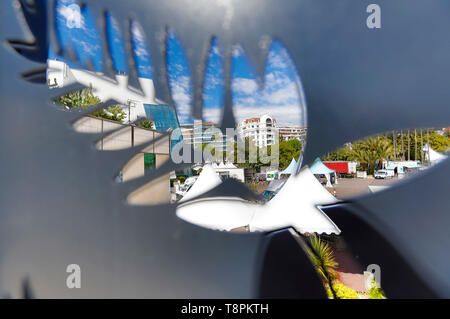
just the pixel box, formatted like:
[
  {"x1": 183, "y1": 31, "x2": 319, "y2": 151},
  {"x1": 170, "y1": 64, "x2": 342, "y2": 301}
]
[
  {"x1": 350, "y1": 136, "x2": 393, "y2": 172},
  {"x1": 306, "y1": 235, "x2": 339, "y2": 289},
  {"x1": 371, "y1": 136, "x2": 394, "y2": 169}
]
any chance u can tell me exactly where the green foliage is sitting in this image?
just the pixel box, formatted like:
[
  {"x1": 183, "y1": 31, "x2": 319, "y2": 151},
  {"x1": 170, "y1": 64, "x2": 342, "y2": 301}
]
[
  {"x1": 305, "y1": 235, "x2": 339, "y2": 285},
  {"x1": 278, "y1": 139, "x2": 302, "y2": 170},
  {"x1": 352, "y1": 135, "x2": 394, "y2": 173},
  {"x1": 139, "y1": 120, "x2": 154, "y2": 129},
  {"x1": 55, "y1": 84, "x2": 101, "y2": 109},
  {"x1": 326, "y1": 282, "x2": 359, "y2": 299},
  {"x1": 322, "y1": 146, "x2": 353, "y2": 161},
  {"x1": 368, "y1": 277, "x2": 386, "y2": 299},
  {"x1": 55, "y1": 83, "x2": 125, "y2": 122},
  {"x1": 428, "y1": 131, "x2": 450, "y2": 153},
  {"x1": 322, "y1": 135, "x2": 395, "y2": 174},
  {"x1": 390, "y1": 129, "x2": 450, "y2": 161},
  {"x1": 229, "y1": 137, "x2": 302, "y2": 172},
  {"x1": 324, "y1": 130, "x2": 450, "y2": 169},
  {"x1": 91, "y1": 105, "x2": 126, "y2": 122}
]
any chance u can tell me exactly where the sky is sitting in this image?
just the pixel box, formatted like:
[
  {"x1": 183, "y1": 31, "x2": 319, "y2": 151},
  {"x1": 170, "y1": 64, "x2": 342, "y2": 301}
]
[
  {"x1": 166, "y1": 28, "x2": 194, "y2": 124},
  {"x1": 231, "y1": 40, "x2": 306, "y2": 127},
  {"x1": 50, "y1": 0, "x2": 103, "y2": 72},
  {"x1": 50, "y1": 0, "x2": 307, "y2": 127}
]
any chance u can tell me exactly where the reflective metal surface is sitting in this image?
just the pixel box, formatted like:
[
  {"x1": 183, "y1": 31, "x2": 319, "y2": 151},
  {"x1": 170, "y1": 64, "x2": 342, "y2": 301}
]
[{"x1": 1, "y1": 0, "x2": 450, "y2": 298}]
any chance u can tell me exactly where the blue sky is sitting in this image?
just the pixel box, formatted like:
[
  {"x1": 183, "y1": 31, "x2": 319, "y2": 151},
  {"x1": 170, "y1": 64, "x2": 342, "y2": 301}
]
[
  {"x1": 130, "y1": 20, "x2": 153, "y2": 79},
  {"x1": 231, "y1": 40, "x2": 306, "y2": 126},
  {"x1": 166, "y1": 29, "x2": 193, "y2": 125},
  {"x1": 202, "y1": 37, "x2": 224, "y2": 124},
  {"x1": 50, "y1": 0, "x2": 103, "y2": 71},
  {"x1": 104, "y1": 12, "x2": 127, "y2": 75},
  {"x1": 49, "y1": 0, "x2": 306, "y2": 127}
]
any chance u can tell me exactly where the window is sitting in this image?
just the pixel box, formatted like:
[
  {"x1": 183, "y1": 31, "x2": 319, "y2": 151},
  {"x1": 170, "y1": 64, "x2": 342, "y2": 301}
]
[{"x1": 143, "y1": 104, "x2": 182, "y2": 149}]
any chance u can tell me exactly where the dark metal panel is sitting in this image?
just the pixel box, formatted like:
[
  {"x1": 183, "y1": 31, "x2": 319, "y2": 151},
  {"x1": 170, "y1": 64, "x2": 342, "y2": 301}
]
[{"x1": 1, "y1": 0, "x2": 450, "y2": 298}]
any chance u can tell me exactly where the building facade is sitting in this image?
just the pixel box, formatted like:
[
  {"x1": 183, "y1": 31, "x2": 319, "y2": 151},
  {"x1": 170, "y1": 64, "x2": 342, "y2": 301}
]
[
  {"x1": 278, "y1": 126, "x2": 307, "y2": 145},
  {"x1": 180, "y1": 121, "x2": 227, "y2": 152},
  {"x1": 237, "y1": 115, "x2": 278, "y2": 148}
]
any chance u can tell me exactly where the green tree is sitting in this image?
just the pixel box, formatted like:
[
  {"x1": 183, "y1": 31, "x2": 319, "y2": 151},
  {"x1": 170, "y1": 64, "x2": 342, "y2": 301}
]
[
  {"x1": 350, "y1": 136, "x2": 393, "y2": 173},
  {"x1": 277, "y1": 139, "x2": 301, "y2": 170},
  {"x1": 321, "y1": 146, "x2": 353, "y2": 161}
]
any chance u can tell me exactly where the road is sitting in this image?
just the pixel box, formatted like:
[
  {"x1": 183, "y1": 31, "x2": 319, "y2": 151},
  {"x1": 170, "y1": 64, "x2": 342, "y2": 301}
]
[{"x1": 331, "y1": 177, "x2": 398, "y2": 200}]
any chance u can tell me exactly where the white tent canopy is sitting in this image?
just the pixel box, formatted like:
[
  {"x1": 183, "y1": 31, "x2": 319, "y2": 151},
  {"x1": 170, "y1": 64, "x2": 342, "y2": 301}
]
[
  {"x1": 250, "y1": 166, "x2": 340, "y2": 234},
  {"x1": 279, "y1": 158, "x2": 297, "y2": 176},
  {"x1": 176, "y1": 167, "x2": 341, "y2": 235},
  {"x1": 179, "y1": 164, "x2": 222, "y2": 203},
  {"x1": 310, "y1": 157, "x2": 338, "y2": 187},
  {"x1": 423, "y1": 144, "x2": 447, "y2": 164}
]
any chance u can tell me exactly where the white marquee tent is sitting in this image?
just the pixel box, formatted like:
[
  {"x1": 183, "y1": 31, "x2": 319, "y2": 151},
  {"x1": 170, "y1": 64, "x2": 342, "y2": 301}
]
[
  {"x1": 176, "y1": 166, "x2": 341, "y2": 235},
  {"x1": 310, "y1": 157, "x2": 338, "y2": 187},
  {"x1": 179, "y1": 164, "x2": 222, "y2": 203},
  {"x1": 423, "y1": 144, "x2": 448, "y2": 164},
  {"x1": 279, "y1": 158, "x2": 297, "y2": 177}
]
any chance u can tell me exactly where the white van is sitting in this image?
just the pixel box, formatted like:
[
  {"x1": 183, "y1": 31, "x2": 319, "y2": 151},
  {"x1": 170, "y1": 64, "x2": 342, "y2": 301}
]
[{"x1": 374, "y1": 169, "x2": 394, "y2": 179}]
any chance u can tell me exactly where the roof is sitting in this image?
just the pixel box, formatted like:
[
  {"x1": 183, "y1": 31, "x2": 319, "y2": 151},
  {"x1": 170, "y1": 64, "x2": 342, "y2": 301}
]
[
  {"x1": 310, "y1": 157, "x2": 336, "y2": 175},
  {"x1": 179, "y1": 164, "x2": 222, "y2": 203},
  {"x1": 176, "y1": 167, "x2": 341, "y2": 235},
  {"x1": 279, "y1": 158, "x2": 297, "y2": 175},
  {"x1": 212, "y1": 162, "x2": 239, "y2": 169},
  {"x1": 423, "y1": 144, "x2": 448, "y2": 163},
  {"x1": 250, "y1": 167, "x2": 340, "y2": 235}
]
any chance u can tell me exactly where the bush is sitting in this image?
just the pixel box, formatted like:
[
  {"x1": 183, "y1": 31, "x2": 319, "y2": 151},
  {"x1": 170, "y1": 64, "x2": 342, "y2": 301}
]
[
  {"x1": 139, "y1": 120, "x2": 154, "y2": 129},
  {"x1": 368, "y1": 277, "x2": 386, "y2": 299},
  {"x1": 326, "y1": 282, "x2": 359, "y2": 299}
]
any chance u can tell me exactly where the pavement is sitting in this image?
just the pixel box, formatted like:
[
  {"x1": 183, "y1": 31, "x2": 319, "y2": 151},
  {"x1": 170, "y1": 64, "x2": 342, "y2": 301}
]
[{"x1": 330, "y1": 176, "x2": 398, "y2": 200}]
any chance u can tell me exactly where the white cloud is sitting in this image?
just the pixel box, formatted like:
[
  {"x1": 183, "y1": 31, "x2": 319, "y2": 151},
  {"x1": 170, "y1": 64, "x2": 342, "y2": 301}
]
[
  {"x1": 170, "y1": 75, "x2": 192, "y2": 123},
  {"x1": 231, "y1": 78, "x2": 259, "y2": 95},
  {"x1": 57, "y1": 3, "x2": 85, "y2": 30},
  {"x1": 231, "y1": 45, "x2": 244, "y2": 58},
  {"x1": 231, "y1": 73, "x2": 307, "y2": 126},
  {"x1": 202, "y1": 107, "x2": 222, "y2": 124}
]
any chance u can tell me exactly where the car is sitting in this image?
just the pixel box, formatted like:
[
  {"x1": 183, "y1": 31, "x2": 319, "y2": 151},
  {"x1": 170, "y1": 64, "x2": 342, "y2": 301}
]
[{"x1": 374, "y1": 169, "x2": 394, "y2": 179}]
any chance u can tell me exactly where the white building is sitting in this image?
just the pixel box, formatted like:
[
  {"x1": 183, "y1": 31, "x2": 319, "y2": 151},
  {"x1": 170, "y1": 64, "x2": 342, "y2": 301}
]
[
  {"x1": 278, "y1": 126, "x2": 307, "y2": 145},
  {"x1": 237, "y1": 115, "x2": 278, "y2": 148},
  {"x1": 47, "y1": 59, "x2": 155, "y2": 123},
  {"x1": 180, "y1": 121, "x2": 226, "y2": 152}
]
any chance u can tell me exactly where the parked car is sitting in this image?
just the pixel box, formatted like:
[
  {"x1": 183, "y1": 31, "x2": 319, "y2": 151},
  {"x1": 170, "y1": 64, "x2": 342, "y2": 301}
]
[{"x1": 374, "y1": 169, "x2": 394, "y2": 179}]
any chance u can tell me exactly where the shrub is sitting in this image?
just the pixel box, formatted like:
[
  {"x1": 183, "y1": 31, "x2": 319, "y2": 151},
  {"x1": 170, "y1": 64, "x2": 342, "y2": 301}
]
[
  {"x1": 326, "y1": 282, "x2": 359, "y2": 299},
  {"x1": 368, "y1": 277, "x2": 386, "y2": 299},
  {"x1": 139, "y1": 120, "x2": 154, "y2": 129},
  {"x1": 306, "y1": 235, "x2": 339, "y2": 284}
]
